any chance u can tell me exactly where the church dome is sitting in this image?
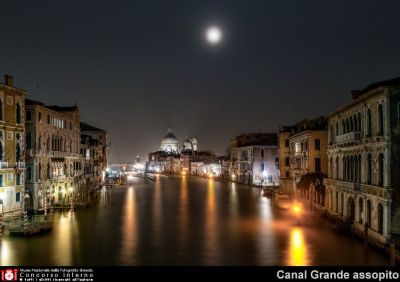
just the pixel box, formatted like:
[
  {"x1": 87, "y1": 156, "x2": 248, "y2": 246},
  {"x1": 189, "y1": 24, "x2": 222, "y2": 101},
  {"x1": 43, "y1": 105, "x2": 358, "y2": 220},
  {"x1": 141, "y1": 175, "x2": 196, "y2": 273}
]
[
  {"x1": 183, "y1": 138, "x2": 193, "y2": 151},
  {"x1": 160, "y1": 127, "x2": 180, "y2": 153}
]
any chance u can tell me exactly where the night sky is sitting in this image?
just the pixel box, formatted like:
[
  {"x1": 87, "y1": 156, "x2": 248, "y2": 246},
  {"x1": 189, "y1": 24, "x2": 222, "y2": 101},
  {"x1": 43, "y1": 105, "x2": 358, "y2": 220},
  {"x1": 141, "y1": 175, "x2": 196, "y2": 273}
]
[{"x1": 1, "y1": 0, "x2": 400, "y2": 162}]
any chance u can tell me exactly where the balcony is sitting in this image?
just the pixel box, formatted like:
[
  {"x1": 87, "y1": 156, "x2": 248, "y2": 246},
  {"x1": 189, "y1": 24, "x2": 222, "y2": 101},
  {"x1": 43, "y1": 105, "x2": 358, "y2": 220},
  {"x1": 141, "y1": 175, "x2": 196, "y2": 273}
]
[
  {"x1": 361, "y1": 183, "x2": 390, "y2": 198},
  {"x1": 323, "y1": 178, "x2": 362, "y2": 191},
  {"x1": 335, "y1": 180, "x2": 360, "y2": 191},
  {"x1": 335, "y1": 131, "x2": 361, "y2": 146}
]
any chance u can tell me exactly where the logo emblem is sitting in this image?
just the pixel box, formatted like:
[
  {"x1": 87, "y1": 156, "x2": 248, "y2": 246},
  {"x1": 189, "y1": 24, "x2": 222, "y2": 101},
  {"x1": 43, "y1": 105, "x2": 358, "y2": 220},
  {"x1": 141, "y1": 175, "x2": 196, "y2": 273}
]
[{"x1": 0, "y1": 269, "x2": 18, "y2": 281}]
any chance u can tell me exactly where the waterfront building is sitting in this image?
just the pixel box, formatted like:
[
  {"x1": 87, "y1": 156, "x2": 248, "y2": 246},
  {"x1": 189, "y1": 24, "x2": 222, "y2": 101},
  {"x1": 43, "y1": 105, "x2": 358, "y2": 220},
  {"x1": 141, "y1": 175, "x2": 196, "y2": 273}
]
[
  {"x1": 25, "y1": 99, "x2": 80, "y2": 210},
  {"x1": 286, "y1": 117, "x2": 328, "y2": 199},
  {"x1": 229, "y1": 133, "x2": 279, "y2": 186},
  {"x1": 80, "y1": 122, "x2": 108, "y2": 189},
  {"x1": 0, "y1": 75, "x2": 27, "y2": 214},
  {"x1": 278, "y1": 127, "x2": 292, "y2": 194},
  {"x1": 324, "y1": 77, "x2": 400, "y2": 244},
  {"x1": 190, "y1": 161, "x2": 204, "y2": 176}
]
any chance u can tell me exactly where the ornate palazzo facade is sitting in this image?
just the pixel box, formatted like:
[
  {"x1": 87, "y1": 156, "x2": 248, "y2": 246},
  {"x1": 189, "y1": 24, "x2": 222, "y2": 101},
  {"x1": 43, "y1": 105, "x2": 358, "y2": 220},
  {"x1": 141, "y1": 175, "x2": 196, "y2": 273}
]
[
  {"x1": 25, "y1": 99, "x2": 81, "y2": 210},
  {"x1": 324, "y1": 78, "x2": 400, "y2": 243}
]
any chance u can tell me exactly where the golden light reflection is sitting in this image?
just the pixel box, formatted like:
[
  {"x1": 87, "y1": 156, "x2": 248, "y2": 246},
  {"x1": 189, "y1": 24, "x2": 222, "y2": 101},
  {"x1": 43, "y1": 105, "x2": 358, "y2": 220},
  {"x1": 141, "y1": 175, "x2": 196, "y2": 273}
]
[
  {"x1": 0, "y1": 240, "x2": 13, "y2": 265},
  {"x1": 152, "y1": 179, "x2": 162, "y2": 249},
  {"x1": 286, "y1": 227, "x2": 310, "y2": 266},
  {"x1": 178, "y1": 175, "x2": 189, "y2": 255},
  {"x1": 204, "y1": 178, "x2": 218, "y2": 264},
  {"x1": 52, "y1": 211, "x2": 74, "y2": 265},
  {"x1": 119, "y1": 186, "x2": 137, "y2": 265}
]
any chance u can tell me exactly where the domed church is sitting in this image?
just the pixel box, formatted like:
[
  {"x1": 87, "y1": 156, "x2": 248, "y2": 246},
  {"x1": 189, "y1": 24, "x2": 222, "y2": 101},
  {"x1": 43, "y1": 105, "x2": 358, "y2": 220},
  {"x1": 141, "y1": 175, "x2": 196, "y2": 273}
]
[
  {"x1": 159, "y1": 127, "x2": 198, "y2": 154},
  {"x1": 160, "y1": 127, "x2": 180, "y2": 153}
]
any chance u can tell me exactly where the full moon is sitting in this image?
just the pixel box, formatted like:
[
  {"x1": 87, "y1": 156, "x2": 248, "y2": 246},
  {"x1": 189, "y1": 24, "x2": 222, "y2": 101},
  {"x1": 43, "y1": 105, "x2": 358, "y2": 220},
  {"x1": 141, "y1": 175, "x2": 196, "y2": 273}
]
[{"x1": 206, "y1": 26, "x2": 222, "y2": 44}]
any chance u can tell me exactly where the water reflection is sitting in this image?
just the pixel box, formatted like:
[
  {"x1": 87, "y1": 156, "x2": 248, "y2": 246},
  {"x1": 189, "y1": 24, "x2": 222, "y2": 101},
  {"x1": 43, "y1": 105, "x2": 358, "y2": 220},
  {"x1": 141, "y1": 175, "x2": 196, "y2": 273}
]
[
  {"x1": 286, "y1": 227, "x2": 310, "y2": 266},
  {"x1": 52, "y1": 211, "x2": 76, "y2": 265},
  {"x1": 119, "y1": 187, "x2": 137, "y2": 265},
  {"x1": 0, "y1": 177, "x2": 390, "y2": 266},
  {"x1": 204, "y1": 179, "x2": 218, "y2": 264},
  {"x1": 0, "y1": 239, "x2": 13, "y2": 265},
  {"x1": 178, "y1": 176, "x2": 189, "y2": 256}
]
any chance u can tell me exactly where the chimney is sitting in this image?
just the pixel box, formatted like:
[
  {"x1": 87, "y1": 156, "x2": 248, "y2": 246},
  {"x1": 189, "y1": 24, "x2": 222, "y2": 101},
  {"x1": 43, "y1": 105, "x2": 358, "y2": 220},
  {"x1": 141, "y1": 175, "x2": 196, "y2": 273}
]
[
  {"x1": 351, "y1": 90, "x2": 361, "y2": 100},
  {"x1": 4, "y1": 75, "x2": 13, "y2": 87}
]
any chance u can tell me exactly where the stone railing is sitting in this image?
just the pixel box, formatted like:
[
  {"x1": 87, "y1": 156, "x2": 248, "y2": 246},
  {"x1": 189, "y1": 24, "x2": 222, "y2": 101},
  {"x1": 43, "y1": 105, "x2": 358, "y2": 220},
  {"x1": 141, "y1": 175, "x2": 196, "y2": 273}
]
[
  {"x1": 335, "y1": 180, "x2": 360, "y2": 190},
  {"x1": 335, "y1": 131, "x2": 361, "y2": 145},
  {"x1": 324, "y1": 179, "x2": 362, "y2": 191}
]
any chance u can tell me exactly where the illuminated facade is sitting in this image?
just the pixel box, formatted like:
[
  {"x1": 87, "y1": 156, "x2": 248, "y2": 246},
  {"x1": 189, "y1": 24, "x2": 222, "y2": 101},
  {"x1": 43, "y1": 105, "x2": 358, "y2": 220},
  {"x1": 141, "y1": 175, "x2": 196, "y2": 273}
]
[
  {"x1": 25, "y1": 99, "x2": 80, "y2": 210},
  {"x1": 286, "y1": 117, "x2": 328, "y2": 196},
  {"x1": 0, "y1": 75, "x2": 26, "y2": 214},
  {"x1": 229, "y1": 133, "x2": 279, "y2": 186},
  {"x1": 324, "y1": 78, "x2": 400, "y2": 243}
]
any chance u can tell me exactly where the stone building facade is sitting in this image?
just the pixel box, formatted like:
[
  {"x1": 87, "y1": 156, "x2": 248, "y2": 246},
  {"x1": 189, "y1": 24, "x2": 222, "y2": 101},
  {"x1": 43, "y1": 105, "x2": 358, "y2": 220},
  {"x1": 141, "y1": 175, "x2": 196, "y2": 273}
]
[
  {"x1": 324, "y1": 77, "x2": 400, "y2": 244},
  {"x1": 278, "y1": 128, "x2": 292, "y2": 194},
  {"x1": 25, "y1": 99, "x2": 81, "y2": 210},
  {"x1": 80, "y1": 122, "x2": 108, "y2": 190},
  {"x1": 287, "y1": 117, "x2": 328, "y2": 196},
  {"x1": 229, "y1": 133, "x2": 279, "y2": 186},
  {"x1": 0, "y1": 75, "x2": 26, "y2": 213}
]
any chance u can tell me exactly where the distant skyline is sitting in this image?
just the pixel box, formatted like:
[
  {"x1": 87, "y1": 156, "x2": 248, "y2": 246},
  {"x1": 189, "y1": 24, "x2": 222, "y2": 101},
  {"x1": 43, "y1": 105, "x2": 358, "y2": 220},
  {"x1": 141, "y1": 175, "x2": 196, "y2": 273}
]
[{"x1": 1, "y1": 0, "x2": 400, "y2": 162}]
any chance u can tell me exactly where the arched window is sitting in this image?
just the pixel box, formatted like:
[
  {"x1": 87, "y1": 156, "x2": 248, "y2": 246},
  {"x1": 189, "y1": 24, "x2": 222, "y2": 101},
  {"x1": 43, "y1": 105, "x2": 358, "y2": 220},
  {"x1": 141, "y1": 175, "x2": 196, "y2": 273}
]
[
  {"x1": 16, "y1": 143, "x2": 21, "y2": 162},
  {"x1": 367, "y1": 200, "x2": 372, "y2": 227},
  {"x1": 378, "y1": 203, "x2": 384, "y2": 234},
  {"x1": 335, "y1": 122, "x2": 339, "y2": 136},
  {"x1": 378, "y1": 104, "x2": 384, "y2": 135},
  {"x1": 350, "y1": 156, "x2": 354, "y2": 181},
  {"x1": 378, "y1": 153, "x2": 384, "y2": 187},
  {"x1": 16, "y1": 103, "x2": 21, "y2": 124},
  {"x1": 38, "y1": 163, "x2": 42, "y2": 180},
  {"x1": 354, "y1": 156, "x2": 358, "y2": 182},
  {"x1": 26, "y1": 131, "x2": 32, "y2": 149},
  {"x1": 350, "y1": 118, "x2": 353, "y2": 132},
  {"x1": 47, "y1": 163, "x2": 51, "y2": 179},
  {"x1": 329, "y1": 125, "x2": 334, "y2": 144},
  {"x1": 366, "y1": 108, "x2": 372, "y2": 136},
  {"x1": 357, "y1": 113, "x2": 362, "y2": 131},
  {"x1": 342, "y1": 120, "x2": 346, "y2": 134},
  {"x1": 342, "y1": 156, "x2": 346, "y2": 180},
  {"x1": 335, "y1": 156, "x2": 339, "y2": 179},
  {"x1": 367, "y1": 154, "x2": 372, "y2": 185},
  {"x1": 353, "y1": 116, "x2": 357, "y2": 132},
  {"x1": 358, "y1": 198, "x2": 363, "y2": 224},
  {"x1": 26, "y1": 166, "x2": 32, "y2": 181}
]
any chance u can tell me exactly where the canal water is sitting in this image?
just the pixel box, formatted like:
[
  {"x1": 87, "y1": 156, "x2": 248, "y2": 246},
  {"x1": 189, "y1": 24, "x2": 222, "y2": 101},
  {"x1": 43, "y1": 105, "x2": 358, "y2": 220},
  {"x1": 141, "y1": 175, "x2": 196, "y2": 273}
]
[{"x1": 0, "y1": 176, "x2": 390, "y2": 266}]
